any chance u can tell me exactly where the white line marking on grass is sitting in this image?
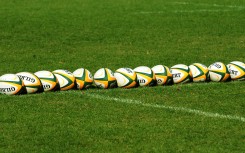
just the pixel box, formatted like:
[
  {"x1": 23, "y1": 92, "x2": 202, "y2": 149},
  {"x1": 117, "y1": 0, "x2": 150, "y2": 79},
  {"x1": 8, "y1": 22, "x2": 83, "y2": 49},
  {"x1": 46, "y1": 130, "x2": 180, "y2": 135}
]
[
  {"x1": 173, "y1": 9, "x2": 233, "y2": 13},
  {"x1": 172, "y1": 2, "x2": 245, "y2": 9},
  {"x1": 134, "y1": 2, "x2": 244, "y2": 14},
  {"x1": 136, "y1": 9, "x2": 234, "y2": 14},
  {"x1": 86, "y1": 93, "x2": 245, "y2": 123},
  {"x1": 136, "y1": 11, "x2": 165, "y2": 14}
]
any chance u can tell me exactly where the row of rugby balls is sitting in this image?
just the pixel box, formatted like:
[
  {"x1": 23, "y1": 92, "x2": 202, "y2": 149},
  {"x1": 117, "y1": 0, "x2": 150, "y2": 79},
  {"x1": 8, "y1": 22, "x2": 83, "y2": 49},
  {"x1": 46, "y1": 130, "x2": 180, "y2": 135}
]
[{"x1": 0, "y1": 61, "x2": 244, "y2": 95}]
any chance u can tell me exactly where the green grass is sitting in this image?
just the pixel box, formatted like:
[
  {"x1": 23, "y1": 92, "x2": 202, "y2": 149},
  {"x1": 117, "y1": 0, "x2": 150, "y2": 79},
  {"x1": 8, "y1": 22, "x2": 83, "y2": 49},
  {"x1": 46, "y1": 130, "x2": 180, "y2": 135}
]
[{"x1": 0, "y1": 0, "x2": 245, "y2": 152}]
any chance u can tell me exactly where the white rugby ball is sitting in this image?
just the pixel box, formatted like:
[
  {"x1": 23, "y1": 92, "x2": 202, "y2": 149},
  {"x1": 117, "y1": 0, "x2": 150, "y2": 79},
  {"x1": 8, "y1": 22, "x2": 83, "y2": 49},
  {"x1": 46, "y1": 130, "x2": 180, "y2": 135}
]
[
  {"x1": 93, "y1": 68, "x2": 117, "y2": 89},
  {"x1": 134, "y1": 66, "x2": 156, "y2": 86},
  {"x1": 35, "y1": 70, "x2": 60, "y2": 92},
  {"x1": 189, "y1": 63, "x2": 209, "y2": 82},
  {"x1": 0, "y1": 74, "x2": 27, "y2": 95},
  {"x1": 227, "y1": 61, "x2": 245, "y2": 81},
  {"x1": 53, "y1": 69, "x2": 75, "y2": 91},
  {"x1": 114, "y1": 68, "x2": 138, "y2": 88},
  {"x1": 208, "y1": 62, "x2": 230, "y2": 82},
  {"x1": 170, "y1": 64, "x2": 192, "y2": 84},
  {"x1": 73, "y1": 68, "x2": 93, "y2": 89},
  {"x1": 16, "y1": 72, "x2": 43, "y2": 94},
  {"x1": 152, "y1": 65, "x2": 172, "y2": 85}
]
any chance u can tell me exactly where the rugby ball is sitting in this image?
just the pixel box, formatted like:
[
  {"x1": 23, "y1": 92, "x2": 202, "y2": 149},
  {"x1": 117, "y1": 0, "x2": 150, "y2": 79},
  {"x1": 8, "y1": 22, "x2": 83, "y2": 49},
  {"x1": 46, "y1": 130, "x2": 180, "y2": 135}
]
[
  {"x1": 16, "y1": 72, "x2": 43, "y2": 94},
  {"x1": 34, "y1": 70, "x2": 60, "y2": 92},
  {"x1": 208, "y1": 62, "x2": 230, "y2": 82},
  {"x1": 73, "y1": 68, "x2": 93, "y2": 89},
  {"x1": 134, "y1": 66, "x2": 156, "y2": 86},
  {"x1": 114, "y1": 68, "x2": 138, "y2": 88},
  {"x1": 93, "y1": 68, "x2": 117, "y2": 89},
  {"x1": 0, "y1": 74, "x2": 27, "y2": 95},
  {"x1": 189, "y1": 63, "x2": 209, "y2": 82},
  {"x1": 170, "y1": 64, "x2": 192, "y2": 84},
  {"x1": 53, "y1": 69, "x2": 75, "y2": 91},
  {"x1": 227, "y1": 61, "x2": 245, "y2": 81},
  {"x1": 152, "y1": 65, "x2": 173, "y2": 85}
]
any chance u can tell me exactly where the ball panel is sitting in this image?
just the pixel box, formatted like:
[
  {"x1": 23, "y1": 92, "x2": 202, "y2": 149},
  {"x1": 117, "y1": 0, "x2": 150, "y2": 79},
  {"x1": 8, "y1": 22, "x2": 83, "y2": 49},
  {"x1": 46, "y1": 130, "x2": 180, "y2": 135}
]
[
  {"x1": 208, "y1": 62, "x2": 230, "y2": 82},
  {"x1": 0, "y1": 82, "x2": 25, "y2": 95},
  {"x1": 136, "y1": 73, "x2": 155, "y2": 86},
  {"x1": 171, "y1": 64, "x2": 189, "y2": 71},
  {"x1": 34, "y1": 71, "x2": 56, "y2": 79},
  {"x1": 114, "y1": 72, "x2": 130, "y2": 87},
  {"x1": 114, "y1": 68, "x2": 137, "y2": 88},
  {"x1": 35, "y1": 71, "x2": 60, "y2": 92},
  {"x1": 152, "y1": 65, "x2": 172, "y2": 85},
  {"x1": 85, "y1": 70, "x2": 93, "y2": 83},
  {"x1": 94, "y1": 80, "x2": 108, "y2": 89},
  {"x1": 40, "y1": 79, "x2": 60, "y2": 91},
  {"x1": 105, "y1": 69, "x2": 116, "y2": 82},
  {"x1": 54, "y1": 74, "x2": 75, "y2": 91},
  {"x1": 174, "y1": 70, "x2": 190, "y2": 83},
  {"x1": 208, "y1": 62, "x2": 227, "y2": 73},
  {"x1": 134, "y1": 66, "x2": 153, "y2": 76},
  {"x1": 136, "y1": 73, "x2": 151, "y2": 86},
  {"x1": 73, "y1": 68, "x2": 85, "y2": 78},
  {"x1": 16, "y1": 72, "x2": 43, "y2": 94},
  {"x1": 165, "y1": 66, "x2": 173, "y2": 78},
  {"x1": 84, "y1": 81, "x2": 93, "y2": 89},
  {"x1": 195, "y1": 63, "x2": 209, "y2": 74},
  {"x1": 227, "y1": 63, "x2": 245, "y2": 80},
  {"x1": 135, "y1": 71, "x2": 154, "y2": 80},
  {"x1": 189, "y1": 65, "x2": 201, "y2": 78},
  {"x1": 73, "y1": 68, "x2": 93, "y2": 90},
  {"x1": 116, "y1": 68, "x2": 136, "y2": 78},
  {"x1": 0, "y1": 74, "x2": 25, "y2": 95},
  {"x1": 116, "y1": 71, "x2": 137, "y2": 81},
  {"x1": 189, "y1": 63, "x2": 209, "y2": 82},
  {"x1": 94, "y1": 68, "x2": 107, "y2": 81},
  {"x1": 193, "y1": 75, "x2": 206, "y2": 82},
  {"x1": 170, "y1": 64, "x2": 191, "y2": 84},
  {"x1": 0, "y1": 74, "x2": 22, "y2": 83},
  {"x1": 230, "y1": 61, "x2": 245, "y2": 69},
  {"x1": 16, "y1": 72, "x2": 42, "y2": 87},
  {"x1": 76, "y1": 79, "x2": 85, "y2": 89},
  {"x1": 53, "y1": 70, "x2": 75, "y2": 91},
  {"x1": 94, "y1": 68, "x2": 116, "y2": 89},
  {"x1": 134, "y1": 66, "x2": 156, "y2": 86},
  {"x1": 152, "y1": 65, "x2": 167, "y2": 75},
  {"x1": 154, "y1": 75, "x2": 167, "y2": 85},
  {"x1": 222, "y1": 73, "x2": 230, "y2": 82},
  {"x1": 209, "y1": 71, "x2": 223, "y2": 82},
  {"x1": 124, "y1": 81, "x2": 137, "y2": 88}
]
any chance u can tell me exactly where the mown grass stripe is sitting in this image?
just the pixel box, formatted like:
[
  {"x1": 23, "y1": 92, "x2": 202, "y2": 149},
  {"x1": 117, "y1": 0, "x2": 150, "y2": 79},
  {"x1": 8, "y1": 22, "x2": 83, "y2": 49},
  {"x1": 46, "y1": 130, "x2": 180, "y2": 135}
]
[{"x1": 86, "y1": 93, "x2": 245, "y2": 123}]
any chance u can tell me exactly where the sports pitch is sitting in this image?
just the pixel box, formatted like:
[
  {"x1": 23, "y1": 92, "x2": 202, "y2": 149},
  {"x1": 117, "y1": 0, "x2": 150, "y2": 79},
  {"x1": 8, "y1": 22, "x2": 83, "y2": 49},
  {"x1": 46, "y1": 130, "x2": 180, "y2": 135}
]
[{"x1": 0, "y1": 0, "x2": 245, "y2": 152}]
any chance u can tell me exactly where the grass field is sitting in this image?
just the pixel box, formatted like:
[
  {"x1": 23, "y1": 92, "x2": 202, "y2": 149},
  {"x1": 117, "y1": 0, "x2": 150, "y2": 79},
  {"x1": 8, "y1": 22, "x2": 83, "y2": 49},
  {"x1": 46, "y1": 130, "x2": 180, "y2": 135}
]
[{"x1": 0, "y1": 0, "x2": 245, "y2": 152}]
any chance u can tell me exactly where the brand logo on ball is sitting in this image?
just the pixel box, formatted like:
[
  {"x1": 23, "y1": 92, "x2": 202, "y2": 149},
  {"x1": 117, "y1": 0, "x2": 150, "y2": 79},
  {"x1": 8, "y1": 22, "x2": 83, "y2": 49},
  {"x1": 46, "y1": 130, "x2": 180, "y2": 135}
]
[
  {"x1": 227, "y1": 61, "x2": 245, "y2": 80},
  {"x1": 173, "y1": 73, "x2": 181, "y2": 78},
  {"x1": 170, "y1": 64, "x2": 191, "y2": 84},
  {"x1": 157, "y1": 79, "x2": 162, "y2": 84},
  {"x1": 43, "y1": 84, "x2": 51, "y2": 90},
  {"x1": 0, "y1": 87, "x2": 15, "y2": 92},
  {"x1": 139, "y1": 79, "x2": 146, "y2": 84},
  {"x1": 65, "y1": 70, "x2": 73, "y2": 75},
  {"x1": 208, "y1": 62, "x2": 230, "y2": 82},
  {"x1": 214, "y1": 63, "x2": 222, "y2": 68},
  {"x1": 17, "y1": 75, "x2": 35, "y2": 83},
  {"x1": 229, "y1": 69, "x2": 238, "y2": 75},
  {"x1": 125, "y1": 68, "x2": 133, "y2": 73}
]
